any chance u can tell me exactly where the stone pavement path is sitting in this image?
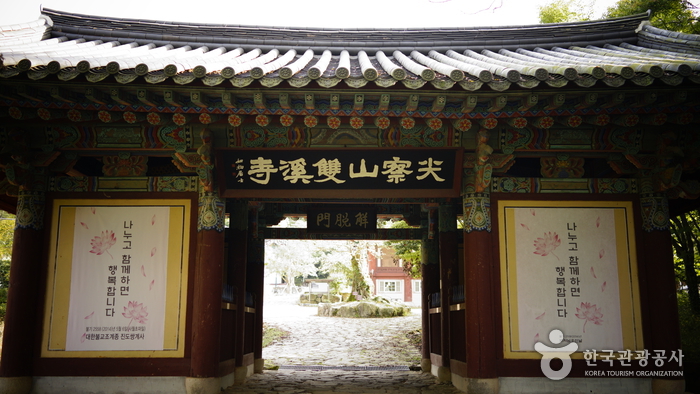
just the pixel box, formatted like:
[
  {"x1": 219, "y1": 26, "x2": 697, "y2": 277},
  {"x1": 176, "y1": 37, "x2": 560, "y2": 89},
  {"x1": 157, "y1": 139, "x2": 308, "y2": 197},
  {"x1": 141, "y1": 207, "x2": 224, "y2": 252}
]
[
  {"x1": 262, "y1": 294, "x2": 421, "y2": 367},
  {"x1": 225, "y1": 370, "x2": 463, "y2": 394},
  {"x1": 231, "y1": 294, "x2": 463, "y2": 393}
]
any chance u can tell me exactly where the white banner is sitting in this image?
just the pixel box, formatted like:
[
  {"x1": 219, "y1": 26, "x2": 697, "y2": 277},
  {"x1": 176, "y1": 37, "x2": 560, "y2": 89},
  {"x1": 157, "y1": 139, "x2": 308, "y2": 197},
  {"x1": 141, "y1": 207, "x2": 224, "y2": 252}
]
[
  {"x1": 510, "y1": 207, "x2": 624, "y2": 351},
  {"x1": 66, "y1": 206, "x2": 170, "y2": 351}
]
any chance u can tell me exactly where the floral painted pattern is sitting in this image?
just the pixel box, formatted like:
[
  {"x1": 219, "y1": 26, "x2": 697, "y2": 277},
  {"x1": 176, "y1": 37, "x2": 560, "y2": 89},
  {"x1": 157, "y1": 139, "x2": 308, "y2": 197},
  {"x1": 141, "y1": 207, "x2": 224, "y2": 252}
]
[
  {"x1": 228, "y1": 114, "x2": 243, "y2": 127},
  {"x1": 454, "y1": 118, "x2": 472, "y2": 131},
  {"x1": 255, "y1": 114, "x2": 270, "y2": 127},
  {"x1": 575, "y1": 302, "x2": 603, "y2": 333},
  {"x1": 533, "y1": 231, "x2": 561, "y2": 259},
  {"x1": 427, "y1": 118, "x2": 443, "y2": 130},
  {"x1": 147, "y1": 112, "x2": 162, "y2": 125},
  {"x1": 400, "y1": 117, "x2": 415, "y2": 129},
  {"x1": 122, "y1": 301, "x2": 149, "y2": 326},
  {"x1": 303, "y1": 115, "x2": 318, "y2": 128},
  {"x1": 123, "y1": 111, "x2": 138, "y2": 123},
  {"x1": 374, "y1": 116, "x2": 390, "y2": 129},
  {"x1": 327, "y1": 116, "x2": 341, "y2": 129},
  {"x1": 90, "y1": 230, "x2": 116, "y2": 258},
  {"x1": 280, "y1": 114, "x2": 295, "y2": 127},
  {"x1": 198, "y1": 113, "x2": 212, "y2": 125}
]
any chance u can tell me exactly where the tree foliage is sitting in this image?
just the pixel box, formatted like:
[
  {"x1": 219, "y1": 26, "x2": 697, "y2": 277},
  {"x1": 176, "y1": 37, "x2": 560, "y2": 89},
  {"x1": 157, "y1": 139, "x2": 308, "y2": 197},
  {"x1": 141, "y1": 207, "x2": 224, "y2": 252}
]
[
  {"x1": 0, "y1": 210, "x2": 14, "y2": 323},
  {"x1": 670, "y1": 211, "x2": 700, "y2": 314},
  {"x1": 538, "y1": 0, "x2": 593, "y2": 23},
  {"x1": 604, "y1": 0, "x2": 700, "y2": 34},
  {"x1": 384, "y1": 220, "x2": 422, "y2": 279}
]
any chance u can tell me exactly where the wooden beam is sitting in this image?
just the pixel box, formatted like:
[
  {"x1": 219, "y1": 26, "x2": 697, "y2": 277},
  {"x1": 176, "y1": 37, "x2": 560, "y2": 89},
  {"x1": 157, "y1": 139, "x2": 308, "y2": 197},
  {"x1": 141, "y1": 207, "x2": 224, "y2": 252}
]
[
  {"x1": 354, "y1": 94, "x2": 364, "y2": 111},
  {"x1": 487, "y1": 95, "x2": 507, "y2": 112},
  {"x1": 519, "y1": 93, "x2": 538, "y2": 111},
  {"x1": 137, "y1": 89, "x2": 158, "y2": 107},
  {"x1": 544, "y1": 93, "x2": 565, "y2": 110},
  {"x1": 379, "y1": 94, "x2": 390, "y2": 111},
  {"x1": 50, "y1": 87, "x2": 78, "y2": 103},
  {"x1": 330, "y1": 94, "x2": 340, "y2": 110},
  {"x1": 222, "y1": 92, "x2": 236, "y2": 108},
  {"x1": 432, "y1": 95, "x2": 446, "y2": 113},
  {"x1": 601, "y1": 92, "x2": 625, "y2": 109},
  {"x1": 406, "y1": 94, "x2": 419, "y2": 112},
  {"x1": 191, "y1": 91, "x2": 208, "y2": 108},
  {"x1": 279, "y1": 93, "x2": 290, "y2": 109},
  {"x1": 16, "y1": 85, "x2": 48, "y2": 102},
  {"x1": 164, "y1": 90, "x2": 184, "y2": 107},
  {"x1": 461, "y1": 96, "x2": 478, "y2": 113},
  {"x1": 633, "y1": 92, "x2": 657, "y2": 108},
  {"x1": 85, "y1": 87, "x2": 110, "y2": 105},
  {"x1": 575, "y1": 93, "x2": 597, "y2": 109},
  {"x1": 305, "y1": 93, "x2": 315, "y2": 110},
  {"x1": 110, "y1": 88, "x2": 134, "y2": 106}
]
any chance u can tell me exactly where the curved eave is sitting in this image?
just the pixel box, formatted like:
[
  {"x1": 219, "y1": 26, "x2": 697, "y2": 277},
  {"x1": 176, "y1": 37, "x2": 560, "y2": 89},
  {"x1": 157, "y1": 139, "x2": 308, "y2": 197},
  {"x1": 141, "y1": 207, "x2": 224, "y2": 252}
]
[{"x1": 1, "y1": 10, "x2": 699, "y2": 91}]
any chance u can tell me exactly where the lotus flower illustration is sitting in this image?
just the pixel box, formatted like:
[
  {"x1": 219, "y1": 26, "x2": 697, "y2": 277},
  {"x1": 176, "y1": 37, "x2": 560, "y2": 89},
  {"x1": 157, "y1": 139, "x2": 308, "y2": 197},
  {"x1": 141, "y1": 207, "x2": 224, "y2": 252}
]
[
  {"x1": 533, "y1": 232, "x2": 561, "y2": 260},
  {"x1": 575, "y1": 302, "x2": 603, "y2": 333},
  {"x1": 89, "y1": 230, "x2": 116, "y2": 258},
  {"x1": 122, "y1": 301, "x2": 149, "y2": 326}
]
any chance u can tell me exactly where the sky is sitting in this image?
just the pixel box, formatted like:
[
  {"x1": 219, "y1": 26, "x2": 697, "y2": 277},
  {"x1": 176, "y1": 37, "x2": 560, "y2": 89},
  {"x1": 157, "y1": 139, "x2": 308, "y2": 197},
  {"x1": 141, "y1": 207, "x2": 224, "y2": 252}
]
[{"x1": 0, "y1": 0, "x2": 623, "y2": 28}]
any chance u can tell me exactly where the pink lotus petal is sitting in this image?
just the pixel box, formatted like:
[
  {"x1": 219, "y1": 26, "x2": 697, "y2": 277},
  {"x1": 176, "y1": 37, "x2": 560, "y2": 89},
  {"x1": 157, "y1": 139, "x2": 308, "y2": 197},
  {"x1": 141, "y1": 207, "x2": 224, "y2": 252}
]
[
  {"x1": 534, "y1": 333, "x2": 540, "y2": 342},
  {"x1": 85, "y1": 311, "x2": 94, "y2": 319},
  {"x1": 150, "y1": 247, "x2": 156, "y2": 257},
  {"x1": 601, "y1": 281, "x2": 607, "y2": 292},
  {"x1": 530, "y1": 209, "x2": 536, "y2": 216},
  {"x1": 141, "y1": 265, "x2": 146, "y2": 277},
  {"x1": 535, "y1": 311, "x2": 545, "y2": 320},
  {"x1": 599, "y1": 249, "x2": 605, "y2": 259},
  {"x1": 81, "y1": 333, "x2": 87, "y2": 343},
  {"x1": 596, "y1": 216, "x2": 601, "y2": 228},
  {"x1": 591, "y1": 266, "x2": 597, "y2": 279},
  {"x1": 91, "y1": 207, "x2": 96, "y2": 214},
  {"x1": 80, "y1": 222, "x2": 89, "y2": 230},
  {"x1": 149, "y1": 280, "x2": 155, "y2": 290},
  {"x1": 151, "y1": 215, "x2": 156, "y2": 225},
  {"x1": 521, "y1": 223, "x2": 531, "y2": 230}
]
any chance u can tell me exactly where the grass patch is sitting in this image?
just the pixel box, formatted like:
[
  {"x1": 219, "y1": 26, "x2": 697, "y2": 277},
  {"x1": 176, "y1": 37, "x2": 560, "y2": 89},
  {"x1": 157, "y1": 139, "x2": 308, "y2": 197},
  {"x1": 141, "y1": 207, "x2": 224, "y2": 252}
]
[{"x1": 262, "y1": 323, "x2": 290, "y2": 348}]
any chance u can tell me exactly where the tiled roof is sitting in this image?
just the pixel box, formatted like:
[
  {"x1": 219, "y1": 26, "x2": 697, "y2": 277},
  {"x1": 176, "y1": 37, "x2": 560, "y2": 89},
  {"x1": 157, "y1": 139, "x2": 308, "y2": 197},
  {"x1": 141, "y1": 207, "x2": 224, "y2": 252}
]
[{"x1": 1, "y1": 9, "x2": 700, "y2": 91}]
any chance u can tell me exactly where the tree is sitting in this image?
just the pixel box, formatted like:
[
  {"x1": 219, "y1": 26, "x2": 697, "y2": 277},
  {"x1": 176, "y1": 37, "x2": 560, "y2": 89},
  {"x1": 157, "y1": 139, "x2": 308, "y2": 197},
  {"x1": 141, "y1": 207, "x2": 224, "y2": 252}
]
[
  {"x1": 384, "y1": 220, "x2": 422, "y2": 279},
  {"x1": 538, "y1": 0, "x2": 593, "y2": 23},
  {"x1": 604, "y1": 0, "x2": 700, "y2": 34},
  {"x1": 0, "y1": 211, "x2": 14, "y2": 323},
  {"x1": 670, "y1": 211, "x2": 700, "y2": 314},
  {"x1": 265, "y1": 239, "x2": 322, "y2": 292}
]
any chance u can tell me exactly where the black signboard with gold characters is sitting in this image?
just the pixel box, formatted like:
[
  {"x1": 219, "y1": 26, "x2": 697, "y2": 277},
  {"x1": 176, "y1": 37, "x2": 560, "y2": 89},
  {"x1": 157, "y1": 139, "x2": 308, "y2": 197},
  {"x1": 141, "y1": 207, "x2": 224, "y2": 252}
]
[
  {"x1": 306, "y1": 206, "x2": 378, "y2": 234},
  {"x1": 217, "y1": 148, "x2": 462, "y2": 198}
]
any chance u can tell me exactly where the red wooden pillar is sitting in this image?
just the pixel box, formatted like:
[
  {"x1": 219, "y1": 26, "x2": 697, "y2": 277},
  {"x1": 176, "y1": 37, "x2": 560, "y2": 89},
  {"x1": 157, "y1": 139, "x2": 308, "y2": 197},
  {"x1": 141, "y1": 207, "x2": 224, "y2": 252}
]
[
  {"x1": 420, "y1": 232, "x2": 439, "y2": 373},
  {"x1": 437, "y1": 203, "x2": 457, "y2": 381},
  {"x1": 227, "y1": 201, "x2": 249, "y2": 383},
  {"x1": 462, "y1": 193, "x2": 498, "y2": 389},
  {"x1": 0, "y1": 190, "x2": 45, "y2": 392},
  {"x1": 639, "y1": 193, "x2": 684, "y2": 393},
  {"x1": 190, "y1": 192, "x2": 225, "y2": 380}
]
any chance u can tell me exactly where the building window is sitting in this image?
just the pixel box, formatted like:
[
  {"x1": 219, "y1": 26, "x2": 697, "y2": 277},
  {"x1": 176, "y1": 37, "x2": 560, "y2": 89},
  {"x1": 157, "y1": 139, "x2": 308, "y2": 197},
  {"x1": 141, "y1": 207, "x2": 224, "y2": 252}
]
[
  {"x1": 412, "y1": 280, "x2": 422, "y2": 293},
  {"x1": 378, "y1": 280, "x2": 402, "y2": 293}
]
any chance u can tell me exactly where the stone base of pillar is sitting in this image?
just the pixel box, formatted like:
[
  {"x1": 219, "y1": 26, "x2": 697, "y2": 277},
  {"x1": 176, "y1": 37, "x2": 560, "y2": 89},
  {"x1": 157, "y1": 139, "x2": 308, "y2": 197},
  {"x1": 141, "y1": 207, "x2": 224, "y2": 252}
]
[
  {"x1": 450, "y1": 377, "x2": 499, "y2": 394},
  {"x1": 185, "y1": 377, "x2": 220, "y2": 394},
  {"x1": 234, "y1": 365, "x2": 254, "y2": 385},
  {"x1": 421, "y1": 358, "x2": 431, "y2": 373},
  {"x1": 0, "y1": 376, "x2": 31, "y2": 394},
  {"x1": 652, "y1": 378, "x2": 685, "y2": 394},
  {"x1": 431, "y1": 365, "x2": 451, "y2": 383},
  {"x1": 254, "y1": 358, "x2": 265, "y2": 374}
]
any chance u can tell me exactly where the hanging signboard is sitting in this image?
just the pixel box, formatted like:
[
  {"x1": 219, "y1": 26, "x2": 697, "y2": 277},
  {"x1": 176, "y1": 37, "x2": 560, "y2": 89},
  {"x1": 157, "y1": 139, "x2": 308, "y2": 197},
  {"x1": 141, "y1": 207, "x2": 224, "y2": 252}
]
[
  {"x1": 42, "y1": 199, "x2": 190, "y2": 358},
  {"x1": 217, "y1": 148, "x2": 462, "y2": 198},
  {"x1": 498, "y1": 200, "x2": 643, "y2": 359},
  {"x1": 306, "y1": 206, "x2": 377, "y2": 234}
]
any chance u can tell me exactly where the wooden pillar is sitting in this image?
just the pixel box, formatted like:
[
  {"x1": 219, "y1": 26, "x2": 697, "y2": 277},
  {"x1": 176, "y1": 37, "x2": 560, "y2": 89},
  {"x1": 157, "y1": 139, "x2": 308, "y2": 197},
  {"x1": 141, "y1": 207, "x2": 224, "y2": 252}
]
[
  {"x1": 639, "y1": 192, "x2": 684, "y2": 394},
  {"x1": 223, "y1": 201, "x2": 249, "y2": 384},
  {"x1": 462, "y1": 193, "x2": 498, "y2": 390},
  {"x1": 190, "y1": 192, "x2": 225, "y2": 379},
  {"x1": 0, "y1": 190, "x2": 45, "y2": 389},
  {"x1": 247, "y1": 209, "x2": 265, "y2": 373},
  {"x1": 437, "y1": 202, "x2": 457, "y2": 381},
  {"x1": 421, "y1": 232, "x2": 439, "y2": 372}
]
